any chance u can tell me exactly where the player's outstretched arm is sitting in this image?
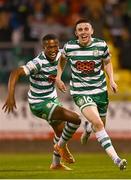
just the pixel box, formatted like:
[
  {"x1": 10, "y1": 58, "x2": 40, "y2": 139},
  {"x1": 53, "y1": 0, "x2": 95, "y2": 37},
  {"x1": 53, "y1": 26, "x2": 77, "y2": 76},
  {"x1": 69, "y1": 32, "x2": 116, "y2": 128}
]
[
  {"x1": 2, "y1": 67, "x2": 26, "y2": 113},
  {"x1": 56, "y1": 55, "x2": 67, "y2": 93}
]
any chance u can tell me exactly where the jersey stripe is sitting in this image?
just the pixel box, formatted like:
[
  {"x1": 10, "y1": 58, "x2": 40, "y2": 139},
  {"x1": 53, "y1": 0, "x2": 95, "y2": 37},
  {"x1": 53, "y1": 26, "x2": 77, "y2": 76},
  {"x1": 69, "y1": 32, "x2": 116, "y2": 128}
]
[
  {"x1": 23, "y1": 51, "x2": 61, "y2": 104},
  {"x1": 63, "y1": 38, "x2": 110, "y2": 95}
]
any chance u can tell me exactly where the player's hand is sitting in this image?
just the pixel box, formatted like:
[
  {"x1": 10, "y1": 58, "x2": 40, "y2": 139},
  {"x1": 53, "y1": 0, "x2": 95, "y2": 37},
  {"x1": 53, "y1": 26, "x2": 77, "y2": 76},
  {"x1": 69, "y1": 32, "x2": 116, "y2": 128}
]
[
  {"x1": 55, "y1": 78, "x2": 67, "y2": 93},
  {"x1": 110, "y1": 80, "x2": 118, "y2": 93},
  {"x1": 2, "y1": 96, "x2": 17, "y2": 113}
]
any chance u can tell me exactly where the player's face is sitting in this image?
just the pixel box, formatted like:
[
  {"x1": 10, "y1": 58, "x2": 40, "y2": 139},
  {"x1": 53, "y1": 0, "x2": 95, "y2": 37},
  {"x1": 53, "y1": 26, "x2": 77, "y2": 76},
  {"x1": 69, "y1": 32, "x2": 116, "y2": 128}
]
[
  {"x1": 43, "y1": 39, "x2": 59, "y2": 62},
  {"x1": 75, "y1": 23, "x2": 93, "y2": 46}
]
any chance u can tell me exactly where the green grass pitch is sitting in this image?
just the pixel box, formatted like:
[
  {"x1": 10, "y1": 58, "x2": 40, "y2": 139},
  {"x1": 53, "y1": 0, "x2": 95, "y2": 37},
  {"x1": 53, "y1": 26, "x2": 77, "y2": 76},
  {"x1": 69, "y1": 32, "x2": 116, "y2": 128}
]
[{"x1": 0, "y1": 153, "x2": 130, "y2": 179}]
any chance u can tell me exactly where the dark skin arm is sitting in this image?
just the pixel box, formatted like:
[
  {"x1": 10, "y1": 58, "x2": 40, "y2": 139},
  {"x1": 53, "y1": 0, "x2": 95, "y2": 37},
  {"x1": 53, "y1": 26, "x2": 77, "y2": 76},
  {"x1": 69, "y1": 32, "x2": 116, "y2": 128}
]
[{"x1": 2, "y1": 67, "x2": 26, "y2": 113}]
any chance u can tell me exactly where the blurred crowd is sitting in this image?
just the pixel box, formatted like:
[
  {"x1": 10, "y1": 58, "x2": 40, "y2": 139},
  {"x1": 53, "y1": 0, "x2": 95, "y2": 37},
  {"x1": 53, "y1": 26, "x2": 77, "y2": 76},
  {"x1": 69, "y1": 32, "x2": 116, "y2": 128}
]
[
  {"x1": 0, "y1": 0, "x2": 131, "y2": 81},
  {"x1": 0, "y1": 0, "x2": 131, "y2": 42}
]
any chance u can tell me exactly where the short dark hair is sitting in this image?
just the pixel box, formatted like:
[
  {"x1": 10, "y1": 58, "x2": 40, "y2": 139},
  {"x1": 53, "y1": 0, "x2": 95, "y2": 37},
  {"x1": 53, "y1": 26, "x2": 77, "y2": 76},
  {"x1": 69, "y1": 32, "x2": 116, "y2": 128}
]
[
  {"x1": 75, "y1": 19, "x2": 91, "y2": 30},
  {"x1": 42, "y1": 34, "x2": 58, "y2": 42}
]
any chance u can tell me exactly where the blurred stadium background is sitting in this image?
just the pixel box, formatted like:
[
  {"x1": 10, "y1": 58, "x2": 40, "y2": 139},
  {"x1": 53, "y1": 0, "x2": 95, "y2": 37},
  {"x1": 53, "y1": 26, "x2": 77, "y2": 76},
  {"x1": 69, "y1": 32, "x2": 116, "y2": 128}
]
[{"x1": 0, "y1": 0, "x2": 131, "y2": 155}]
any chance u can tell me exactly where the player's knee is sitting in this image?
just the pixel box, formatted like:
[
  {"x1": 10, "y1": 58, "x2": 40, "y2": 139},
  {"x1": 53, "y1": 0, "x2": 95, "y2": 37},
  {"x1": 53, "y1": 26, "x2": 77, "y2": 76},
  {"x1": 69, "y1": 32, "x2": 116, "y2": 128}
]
[
  {"x1": 55, "y1": 130, "x2": 62, "y2": 137},
  {"x1": 74, "y1": 117, "x2": 81, "y2": 125},
  {"x1": 72, "y1": 112, "x2": 81, "y2": 125},
  {"x1": 64, "y1": 111, "x2": 81, "y2": 125},
  {"x1": 94, "y1": 120, "x2": 104, "y2": 131}
]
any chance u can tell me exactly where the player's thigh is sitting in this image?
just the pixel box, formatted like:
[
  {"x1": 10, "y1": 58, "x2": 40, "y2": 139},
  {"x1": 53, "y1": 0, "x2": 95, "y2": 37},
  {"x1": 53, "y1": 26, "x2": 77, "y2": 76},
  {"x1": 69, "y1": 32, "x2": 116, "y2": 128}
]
[
  {"x1": 73, "y1": 95, "x2": 103, "y2": 126},
  {"x1": 82, "y1": 106, "x2": 104, "y2": 130},
  {"x1": 51, "y1": 106, "x2": 80, "y2": 125},
  {"x1": 29, "y1": 98, "x2": 59, "y2": 124},
  {"x1": 82, "y1": 105, "x2": 101, "y2": 123}
]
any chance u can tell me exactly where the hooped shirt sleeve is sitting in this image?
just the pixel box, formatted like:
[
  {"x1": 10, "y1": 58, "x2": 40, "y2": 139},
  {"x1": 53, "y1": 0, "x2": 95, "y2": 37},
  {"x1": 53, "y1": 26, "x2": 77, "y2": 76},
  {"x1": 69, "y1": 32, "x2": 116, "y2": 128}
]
[
  {"x1": 102, "y1": 41, "x2": 111, "y2": 61},
  {"x1": 61, "y1": 43, "x2": 69, "y2": 60},
  {"x1": 22, "y1": 56, "x2": 42, "y2": 75}
]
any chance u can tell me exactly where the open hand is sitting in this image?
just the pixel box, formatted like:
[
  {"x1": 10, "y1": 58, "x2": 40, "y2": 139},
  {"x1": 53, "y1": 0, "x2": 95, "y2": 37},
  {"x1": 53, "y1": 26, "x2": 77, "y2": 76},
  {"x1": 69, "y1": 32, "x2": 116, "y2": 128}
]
[
  {"x1": 2, "y1": 96, "x2": 17, "y2": 113},
  {"x1": 55, "y1": 78, "x2": 67, "y2": 93},
  {"x1": 110, "y1": 80, "x2": 118, "y2": 93}
]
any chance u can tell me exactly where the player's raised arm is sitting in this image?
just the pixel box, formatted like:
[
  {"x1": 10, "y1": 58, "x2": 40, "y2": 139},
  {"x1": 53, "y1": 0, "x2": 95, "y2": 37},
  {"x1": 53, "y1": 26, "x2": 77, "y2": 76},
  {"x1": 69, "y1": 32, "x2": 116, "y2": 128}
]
[
  {"x1": 56, "y1": 54, "x2": 67, "y2": 93},
  {"x1": 2, "y1": 67, "x2": 26, "y2": 113}
]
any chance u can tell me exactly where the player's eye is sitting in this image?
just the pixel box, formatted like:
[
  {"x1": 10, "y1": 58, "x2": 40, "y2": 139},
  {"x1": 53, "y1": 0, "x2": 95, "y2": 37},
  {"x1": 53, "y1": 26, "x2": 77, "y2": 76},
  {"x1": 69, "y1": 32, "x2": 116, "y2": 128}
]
[
  {"x1": 78, "y1": 28, "x2": 83, "y2": 32},
  {"x1": 85, "y1": 27, "x2": 89, "y2": 31}
]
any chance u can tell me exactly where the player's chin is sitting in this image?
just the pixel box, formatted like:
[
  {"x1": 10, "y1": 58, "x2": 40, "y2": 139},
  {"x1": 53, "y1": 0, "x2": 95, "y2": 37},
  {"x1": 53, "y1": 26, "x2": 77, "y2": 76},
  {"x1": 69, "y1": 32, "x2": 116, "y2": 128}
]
[
  {"x1": 49, "y1": 57, "x2": 56, "y2": 62},
  {"x1": 80, "y1": 39, "x2": 89, "y2": 45},
  {"x1": 83, "y1": 38, "x2": 89, "y2": 43}
]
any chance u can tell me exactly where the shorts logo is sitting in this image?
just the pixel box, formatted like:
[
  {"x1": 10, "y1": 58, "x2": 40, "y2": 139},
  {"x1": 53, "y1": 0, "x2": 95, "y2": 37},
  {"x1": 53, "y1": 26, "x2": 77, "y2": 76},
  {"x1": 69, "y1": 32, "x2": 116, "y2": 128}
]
[
  {"x1": 31, "y1": 105, "x2": 35, "y2": 109},
  {"x1": 42, "y1": 113, "x2": 47, "y2": 119},
  {"x1": 47, "y1": 103, "x2": 53, "y2": 108},
  {"x1": 77, "y1": 98, "x2": 85, "y2": 106}
]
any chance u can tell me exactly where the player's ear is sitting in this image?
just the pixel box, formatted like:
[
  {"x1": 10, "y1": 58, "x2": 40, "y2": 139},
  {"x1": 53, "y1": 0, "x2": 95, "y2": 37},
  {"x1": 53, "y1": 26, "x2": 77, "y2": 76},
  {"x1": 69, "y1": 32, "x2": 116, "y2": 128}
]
[
  {"x1": 42, "y1": 45, "x2": 45, "y2": 50},
  {"x1": 42, "y1": 41, "x2": 45, "y2": 49},
  {"x1": 91, "y1": 27, "x2": 94, "y2": 35},
  {"x1": 75, "y1": 30, "x2": 78, "y2": 37}
]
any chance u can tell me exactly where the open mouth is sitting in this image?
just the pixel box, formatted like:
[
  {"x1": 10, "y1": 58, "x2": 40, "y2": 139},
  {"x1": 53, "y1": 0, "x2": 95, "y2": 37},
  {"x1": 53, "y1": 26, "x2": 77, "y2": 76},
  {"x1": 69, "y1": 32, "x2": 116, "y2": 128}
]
[
  {"x1": 50, "y1": 53, "x2": 56, "y2": 59},
  {"x1": 81, "y1": 35, "x2": 88, "y2": 41}
]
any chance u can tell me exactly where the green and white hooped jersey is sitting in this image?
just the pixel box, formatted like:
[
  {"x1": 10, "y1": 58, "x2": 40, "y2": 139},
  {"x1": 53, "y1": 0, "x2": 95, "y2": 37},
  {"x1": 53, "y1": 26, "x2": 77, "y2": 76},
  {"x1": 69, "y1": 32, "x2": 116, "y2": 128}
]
[
  {"x1": 22, "y1": 51, "x2": 61, "y2": 104},
  {"x1": 63, "y1": 38, "x2": 111, "y2": 96}
]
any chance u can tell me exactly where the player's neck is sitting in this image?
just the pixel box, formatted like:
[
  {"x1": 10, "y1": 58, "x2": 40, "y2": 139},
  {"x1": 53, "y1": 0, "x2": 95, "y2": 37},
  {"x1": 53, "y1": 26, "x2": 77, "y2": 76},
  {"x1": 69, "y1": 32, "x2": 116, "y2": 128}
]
[
  {"x1": 45, "y1": 54, "x2": 55, "y2": 63},
  {"x1": 79, "y1": 38, "x2": 92, "y2": 47}
]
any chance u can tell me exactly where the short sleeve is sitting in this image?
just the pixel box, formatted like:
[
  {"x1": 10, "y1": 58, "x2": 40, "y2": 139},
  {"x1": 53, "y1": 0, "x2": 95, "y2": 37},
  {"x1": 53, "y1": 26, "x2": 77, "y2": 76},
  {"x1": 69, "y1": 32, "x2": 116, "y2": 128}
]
[
  {"x1": 22, "y1": 57, "x2": 42, "y2": 75},
  {"x1": 102, "y1": 41, "x2": 111, "y2": 61},
  {"x1": 62, "y1": 43, "x2": 69, "y2": 59}
]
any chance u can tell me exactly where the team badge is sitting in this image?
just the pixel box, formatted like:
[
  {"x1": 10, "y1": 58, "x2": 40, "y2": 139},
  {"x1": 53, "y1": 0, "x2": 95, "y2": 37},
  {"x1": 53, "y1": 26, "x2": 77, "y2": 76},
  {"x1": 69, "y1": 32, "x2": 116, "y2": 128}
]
[{"x1": 93, "y1": 49, "x2": 99, "y2": 57}]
